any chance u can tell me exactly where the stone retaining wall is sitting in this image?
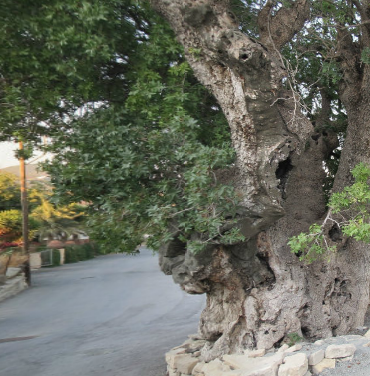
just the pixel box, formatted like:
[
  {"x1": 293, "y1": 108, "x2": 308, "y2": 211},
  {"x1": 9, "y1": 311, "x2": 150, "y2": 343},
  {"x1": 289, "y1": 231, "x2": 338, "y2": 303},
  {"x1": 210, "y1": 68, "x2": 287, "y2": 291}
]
[
  {"x1": 166, "y1": 330, "x2": 370, "y2": 376},
  {"x1": 0, "y1": 268, "x2": 28, "y2": 303}
]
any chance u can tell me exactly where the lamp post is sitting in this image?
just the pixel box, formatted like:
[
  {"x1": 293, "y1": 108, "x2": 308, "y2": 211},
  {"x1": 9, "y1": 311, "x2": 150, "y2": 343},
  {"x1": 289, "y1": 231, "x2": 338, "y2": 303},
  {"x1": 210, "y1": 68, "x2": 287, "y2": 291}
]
[{"x1": 18, "y1": 141, "x2": 31, "y2": 285}]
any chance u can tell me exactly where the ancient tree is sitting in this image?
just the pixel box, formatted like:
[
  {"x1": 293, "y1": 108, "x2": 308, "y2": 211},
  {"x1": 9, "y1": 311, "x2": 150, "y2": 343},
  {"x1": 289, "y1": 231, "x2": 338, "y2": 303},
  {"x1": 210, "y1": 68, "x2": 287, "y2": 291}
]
[{"x1": 150, "y1": 0, "x2": 370, "y2": 358}]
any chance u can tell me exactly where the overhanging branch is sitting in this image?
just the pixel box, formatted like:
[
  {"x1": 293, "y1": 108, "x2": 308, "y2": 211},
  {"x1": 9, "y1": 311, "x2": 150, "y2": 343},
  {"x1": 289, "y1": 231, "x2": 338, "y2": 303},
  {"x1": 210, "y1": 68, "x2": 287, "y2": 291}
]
[{"x1": 258, "y1": 0, "x2": 310, "y2": 50}]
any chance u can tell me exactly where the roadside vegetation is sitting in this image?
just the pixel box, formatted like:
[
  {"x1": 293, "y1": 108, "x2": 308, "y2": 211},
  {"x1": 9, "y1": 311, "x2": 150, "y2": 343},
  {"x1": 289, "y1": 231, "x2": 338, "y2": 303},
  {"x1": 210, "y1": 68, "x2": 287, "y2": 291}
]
[{"x1": 0, "y1": 171, "x2": 87, "y2": 256}]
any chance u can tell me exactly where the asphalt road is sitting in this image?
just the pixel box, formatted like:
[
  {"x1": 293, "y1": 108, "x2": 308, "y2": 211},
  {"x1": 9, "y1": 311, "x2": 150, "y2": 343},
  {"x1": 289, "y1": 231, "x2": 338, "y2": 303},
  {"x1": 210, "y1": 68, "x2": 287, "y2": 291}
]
[{"x1": 0, "y1": 248, "x2": 205, "y2": 376}]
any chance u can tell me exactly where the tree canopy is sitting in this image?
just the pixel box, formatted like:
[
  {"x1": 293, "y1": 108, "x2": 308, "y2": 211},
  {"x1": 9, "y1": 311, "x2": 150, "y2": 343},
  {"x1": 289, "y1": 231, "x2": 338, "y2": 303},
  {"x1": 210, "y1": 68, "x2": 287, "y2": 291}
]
[
  {"x1": 1, "y1": 0, "x2": 370, "y2": 253},
  {"x1": 26, "y1": 1, "x2": 241, "y2": 252}
]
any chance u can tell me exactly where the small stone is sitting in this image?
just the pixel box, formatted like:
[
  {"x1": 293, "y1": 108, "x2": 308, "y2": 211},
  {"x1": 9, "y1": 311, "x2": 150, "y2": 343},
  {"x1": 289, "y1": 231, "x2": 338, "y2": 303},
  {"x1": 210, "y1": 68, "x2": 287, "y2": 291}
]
[
  {"x1": 339, "y1": 334, "x2": 363, "y2": 341},
  {"x1": 325, "y1": 344, "x2": 356, "y2": 359},
  {"x1": 174, "y1": 354, "x2": 198, "y2": 374},
  {"x1": 168, "y1": 368, "x2": 181, "y2": 376},
  {"x1": 311, "y1": 358, "x2": 335, "y2": 374},
  {"x1": 337, "y1": 355, "x2": 354, "y2": 362},
  {"x1": 201, "y1": 359, "x2": 238, "y2": 376},
  {"x1": 245, "y1": 349, "x2": 266, "y2": 358},
  {"x1": 314, "y1": 340, "x2": 324, "y2": 346},
  {"x1": 278, "y1": 344, "x2": 289, "y2": 353},
  {"x1": 173, "y1": 344, "x2": 187, "y2": 350},
  {"x1": 356, "y1": 326, "x2": 368, "y2": 334},
  {"x1": 186, "y1": 341, "x2": 206, "y2": 354},
  {"x1": 285, "y1": 344, "x2": 303, "y2": 353},
  {"x1": 363, "y1": 342, "x2": 370, "y2": 347},
  {"x1": 188, "y1": 334, "x2": 203, "y2": 340},
  {"x1": 278, "y1": 353, "x2": 308, "y2": 376},
  {"x1": 364, "y1": 329, "x2": 370, "y2": 338},
  {"x1": 308, "y1": 350, "x2": 325, "y2": 366}
]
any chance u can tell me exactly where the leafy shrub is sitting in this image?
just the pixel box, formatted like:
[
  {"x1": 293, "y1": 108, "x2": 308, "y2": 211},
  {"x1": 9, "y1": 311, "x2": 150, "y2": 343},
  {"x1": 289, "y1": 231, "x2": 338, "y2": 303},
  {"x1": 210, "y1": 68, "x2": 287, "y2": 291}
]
[
  {"x1": 64, "y1": 243, "x2": 97, "y2": 263},
  {"x1": 52, "y1": 249, "x2": 61, "y2": 266},
  {"x1": 287, "y1": 332, "x2": 303, "y2": 347},
  {"x1": 82, "y1": 243, "x2": 95, "y2": 259},
  {"x1": 0, "y1": 210, "x2": 22, "y2": 236},
  {"x1": 64, "y1": 246, "x2": 79, "y2": 263}
]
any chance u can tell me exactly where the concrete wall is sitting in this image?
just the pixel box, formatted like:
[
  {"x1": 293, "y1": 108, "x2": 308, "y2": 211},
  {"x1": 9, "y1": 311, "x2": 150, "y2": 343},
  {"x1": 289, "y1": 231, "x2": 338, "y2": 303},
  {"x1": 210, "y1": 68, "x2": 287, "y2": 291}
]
[{"x1": 30, "y1": 252, "x2": 42, "y2": 269}]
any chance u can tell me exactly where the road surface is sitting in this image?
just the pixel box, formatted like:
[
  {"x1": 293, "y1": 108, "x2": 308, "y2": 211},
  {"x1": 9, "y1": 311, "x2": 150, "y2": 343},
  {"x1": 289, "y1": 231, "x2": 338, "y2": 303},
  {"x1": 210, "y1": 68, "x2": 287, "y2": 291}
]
[{"x1": 0, "y1": 248, "x2": 205, "y2": 376}]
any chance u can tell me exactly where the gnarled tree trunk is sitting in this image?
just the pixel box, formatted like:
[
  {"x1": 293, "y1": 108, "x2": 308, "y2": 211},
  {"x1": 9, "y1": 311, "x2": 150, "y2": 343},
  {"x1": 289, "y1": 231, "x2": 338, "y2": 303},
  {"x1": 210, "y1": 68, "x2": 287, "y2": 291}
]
[{"x1": 152, "y1": 0, "x2": 370, "y2": 359}]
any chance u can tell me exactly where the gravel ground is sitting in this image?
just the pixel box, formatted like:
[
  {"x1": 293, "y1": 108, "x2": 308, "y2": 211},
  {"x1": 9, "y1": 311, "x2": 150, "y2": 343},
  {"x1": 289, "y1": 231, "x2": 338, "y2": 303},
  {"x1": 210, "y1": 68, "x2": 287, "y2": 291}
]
[
  {"x1": 319, "y1": 308, "x2": 370, "y2": 376},
  {"x1": 296, "y1": 334, "x2": 370, "y2": 376},
  {"x1": 293, "y1": 309, "x2": 370, "y2": 376}
]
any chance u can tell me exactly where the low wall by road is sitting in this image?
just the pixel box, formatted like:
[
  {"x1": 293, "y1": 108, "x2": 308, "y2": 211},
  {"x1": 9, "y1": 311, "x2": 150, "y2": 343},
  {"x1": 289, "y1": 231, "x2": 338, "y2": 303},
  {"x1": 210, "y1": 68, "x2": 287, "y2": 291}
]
[{"x1": 0, "y1": 268, "x2": 28, "y2": 303}]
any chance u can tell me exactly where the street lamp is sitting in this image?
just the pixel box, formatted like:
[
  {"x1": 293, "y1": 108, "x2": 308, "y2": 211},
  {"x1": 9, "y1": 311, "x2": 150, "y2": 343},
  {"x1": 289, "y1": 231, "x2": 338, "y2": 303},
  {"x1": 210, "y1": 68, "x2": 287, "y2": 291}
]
[{"x1": 18, "y1": 141, "x2": 31, "y2": 285}]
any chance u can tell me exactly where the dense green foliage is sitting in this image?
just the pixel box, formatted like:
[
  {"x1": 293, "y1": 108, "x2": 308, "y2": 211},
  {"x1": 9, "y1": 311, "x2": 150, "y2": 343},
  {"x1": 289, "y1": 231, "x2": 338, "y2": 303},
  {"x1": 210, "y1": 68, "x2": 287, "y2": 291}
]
[
  {"x1": 42, "y1": 3, "x2": 242, "y2": 253},
  {"x1": 0, "y1": 0, "x2": 144, "y2": 141},
  {"x1": 0, "y1": 0, "x2": 242, "y2": 253}
]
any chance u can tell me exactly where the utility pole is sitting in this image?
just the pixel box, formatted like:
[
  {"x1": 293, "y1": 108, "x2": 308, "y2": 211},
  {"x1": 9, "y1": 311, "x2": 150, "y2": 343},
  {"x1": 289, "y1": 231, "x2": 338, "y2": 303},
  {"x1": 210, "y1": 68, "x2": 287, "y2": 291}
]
[{"x1": 19, "y1": 141, "x2": 31, "y2": 285}]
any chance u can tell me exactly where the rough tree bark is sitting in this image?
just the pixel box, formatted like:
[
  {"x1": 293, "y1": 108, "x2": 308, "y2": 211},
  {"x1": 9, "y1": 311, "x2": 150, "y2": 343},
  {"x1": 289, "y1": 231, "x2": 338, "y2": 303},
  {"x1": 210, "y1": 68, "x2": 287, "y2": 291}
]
[{"x1": 151, "y1": 0, "x2": 370, "y2": 359}]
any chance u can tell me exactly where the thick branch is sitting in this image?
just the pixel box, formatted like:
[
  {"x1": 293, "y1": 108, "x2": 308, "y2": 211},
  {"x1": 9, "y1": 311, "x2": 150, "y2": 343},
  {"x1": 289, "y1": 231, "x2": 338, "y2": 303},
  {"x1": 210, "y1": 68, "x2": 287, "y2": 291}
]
[
  {"x1": 150, "y1": 0, "x2": 314, "y2": 236},
  {"x1": 336, "y1": 25, "x2": 362, "y2": 107},
  {"x1": 352, "y1": 0, "x2": 370, "y2": 44},
  {"x1": 258, "y1": 0, "x2": 310, "y2": 50}
]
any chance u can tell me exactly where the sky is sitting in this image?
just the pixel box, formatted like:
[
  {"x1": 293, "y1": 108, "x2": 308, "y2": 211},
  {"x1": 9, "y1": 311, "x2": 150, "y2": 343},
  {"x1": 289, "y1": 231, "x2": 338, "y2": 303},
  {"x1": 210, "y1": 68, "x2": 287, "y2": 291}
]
[{"x1": 0, "y1": 141, "x2": 51, "y2": 169}]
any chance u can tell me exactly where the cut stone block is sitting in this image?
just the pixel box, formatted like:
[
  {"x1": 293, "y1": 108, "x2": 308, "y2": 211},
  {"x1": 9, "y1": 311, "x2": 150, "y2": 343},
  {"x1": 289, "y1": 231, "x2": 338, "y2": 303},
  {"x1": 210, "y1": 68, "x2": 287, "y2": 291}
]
[
  {"x1": 365, "y1": 329, "x2": 370, "y2": 338},
  {"x1": 308, "y1": 350, "x2": 324, "y2": 366},
  {"x1": 223, "y1": 353, "x2": 284, "y2": 376},
  {"x1": 245, "y1": 349, "x2": 266, "y2": 358},
  {"x1": 285, "y1": 344, "x2": 303, "y2": 353},
  {"x1": 278, "y1": 353, "x2": 308, "y2": 376},
  {"x1": 192, "y1": 361, "x2": 205, "y2": 375},
  {"x1": 325, "y1": 344, "x2": 356, "y2": 359},
  {"x1": 6, "y1": 267, "x2": 21, "y2": 278},
  {"x1": 166, "y1": 348, "x2": 186, "y2": 368},
  {"x1": 311, "y1": 358, "x2": 335, "y2": 374},
  {"x1": 173, "y1": 354, "x2": 198, "y2": 374}
]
